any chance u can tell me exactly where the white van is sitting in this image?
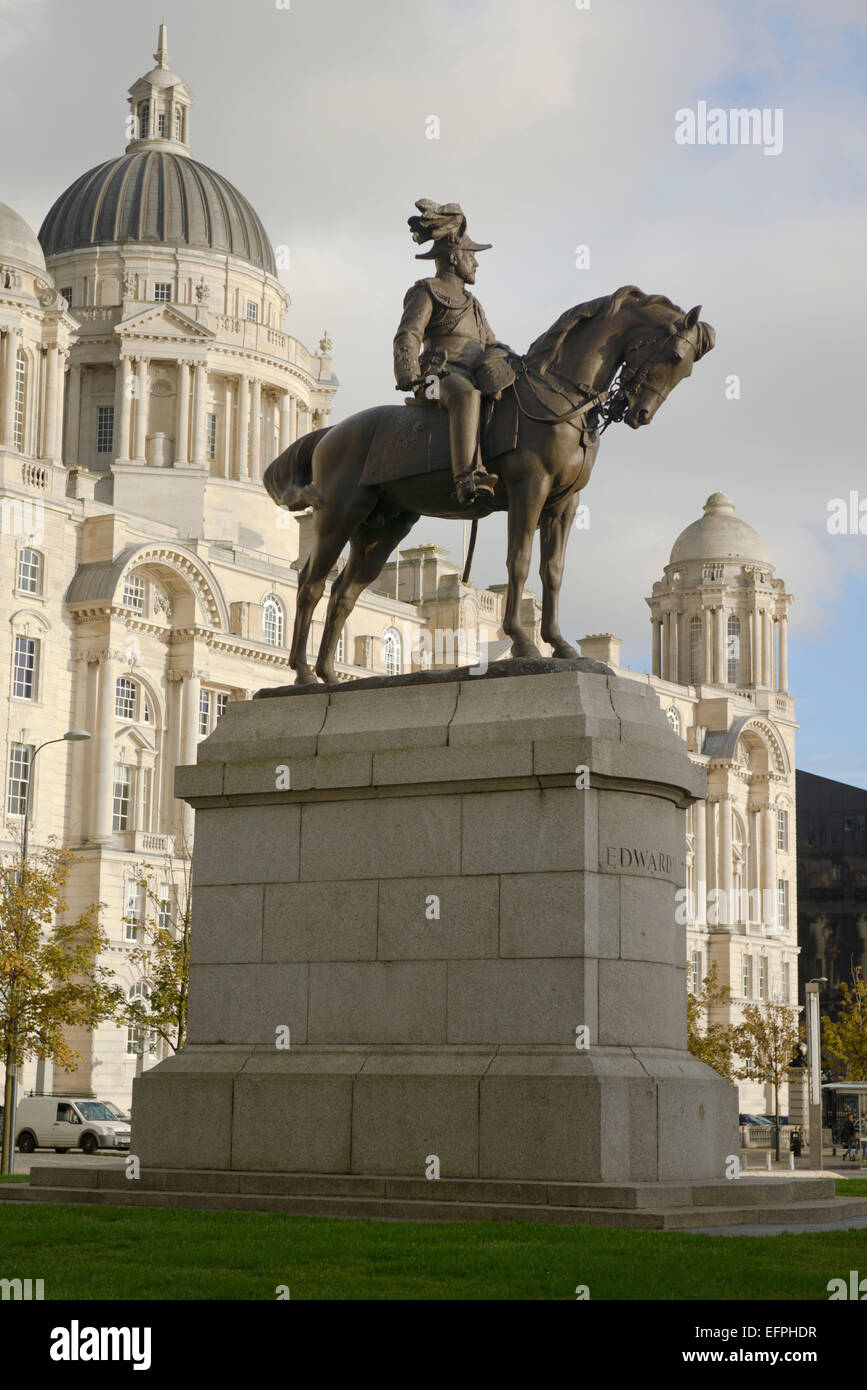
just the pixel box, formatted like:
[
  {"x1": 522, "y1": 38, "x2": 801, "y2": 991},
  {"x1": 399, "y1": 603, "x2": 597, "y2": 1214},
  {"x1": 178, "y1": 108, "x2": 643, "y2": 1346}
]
[{"x1": 15, "y1": 1097, "x2": 131, "y2": 1155}]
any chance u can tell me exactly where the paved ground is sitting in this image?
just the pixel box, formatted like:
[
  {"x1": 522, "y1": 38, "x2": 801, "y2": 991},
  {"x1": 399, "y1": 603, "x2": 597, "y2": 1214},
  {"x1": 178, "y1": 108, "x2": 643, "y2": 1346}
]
[{"x1": 9, "y1": 1150, "x2": 126, "y2": 1176}]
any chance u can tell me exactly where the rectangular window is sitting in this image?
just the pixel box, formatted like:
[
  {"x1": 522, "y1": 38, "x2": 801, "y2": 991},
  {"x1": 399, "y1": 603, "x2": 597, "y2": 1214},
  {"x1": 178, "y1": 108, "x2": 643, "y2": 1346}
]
[
  {"x1": 780, "y1": 960, "x2": 790, "y2": 1003},
  {"x1": 206, "y1": 412, "x2": 217, "y2": 461},
  {"x1": 122, "y1": 573, "x2": 145, "y2": 613},
  {"x1": 157, "y1": 882, "x2": 174, "y2": 933},
  {"x1": 17, "y1": 548, "x2": 42, "y2": 595},
  {"x1": 215, "y1": 692, "x2": 229, "y2": 723},
  {"x1": 96, "y1": 404, "x2": 114, "y2": 453},
  {"x1": 112, "y1": 763, "x2": 132, "y2": 831},
  {"x1": 12, "y1": 635, "x2": 37, "y2": 700},
  {"x1": 60, "y1": 287, "x2": 72, "y2": 304},
  {"x1": 124, "y1": 879, "x2": 144, "y2": 940},
  {"x1": 115, "y1": 676, "x2": 137, "y2": 721},
  {"x1": 157, "y1": 112, "x2": 166, "y2": 136},
  {"x1": 776, "y1": 809, "x2": 788, "y2": 852},
  {"x1": 153, "y1": 283, "x2": 172, "y2": 303},
  {"x1": 140, "y1": 766, "x2": 151, "y2": 831},
  {"x1": 198, "y1": 689, "x2": 212, "y2": 736},
  {"x1": 689, "y1": 949, "x2": 702, "y2": 993},
  {"x1": 758, "y1": 955, "x2": 768, "y2": 1001},
  {"x1": 777, "y1": 879, "x2": 789, "y2": 930},
  {"x1": 7, "y1": 742, "x2": 32, "y2": 816},
  {"x1": 14, "y1": 352, "x2": 25, "y2": 449},
  {"x1": 246, "y1": 301, "x2": 258, "y2": 322},
  {"x1": 741, "y1": 954, "x2": 752, "y2": 1000}
]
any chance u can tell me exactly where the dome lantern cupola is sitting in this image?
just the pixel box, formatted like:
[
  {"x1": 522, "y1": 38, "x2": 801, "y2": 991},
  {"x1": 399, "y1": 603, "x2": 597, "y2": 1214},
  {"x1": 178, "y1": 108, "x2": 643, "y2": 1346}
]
[
  {"x1": 125, "y1": 24, "x2": 193, "y2": 156},
  {"x1": 646, "y1": 494, "x2": 792, "y2": 696}
]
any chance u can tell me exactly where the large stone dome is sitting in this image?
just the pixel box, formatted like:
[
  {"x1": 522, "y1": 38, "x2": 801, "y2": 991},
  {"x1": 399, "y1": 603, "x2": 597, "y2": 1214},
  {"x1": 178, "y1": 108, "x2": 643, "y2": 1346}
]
[
  {"x1": 38, "y1": 151, "x2": 276, "y2": 275},
  {"x1": 669, "y1": 491, "x2": 770, "y2": 566},
  {"x1": 0, "y1": 201, "x2": 47, "y2": 274}
]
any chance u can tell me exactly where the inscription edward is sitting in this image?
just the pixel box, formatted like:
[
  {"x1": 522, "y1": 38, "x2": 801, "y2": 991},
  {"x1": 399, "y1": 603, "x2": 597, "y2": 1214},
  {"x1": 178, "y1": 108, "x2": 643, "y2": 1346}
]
[{"x1": 604, "y1": 846, "x2": 673, "y2": 875}]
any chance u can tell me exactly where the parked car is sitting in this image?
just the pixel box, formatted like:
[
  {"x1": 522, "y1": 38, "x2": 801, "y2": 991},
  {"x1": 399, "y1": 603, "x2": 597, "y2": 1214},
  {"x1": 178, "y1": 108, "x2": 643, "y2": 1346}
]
[
  {"x1": 739, "y1": 1114, "x2": 773, "y2": 1126},
  {"x1": 15, "y1": 1097, "x2": 131, "y2": 1155}
]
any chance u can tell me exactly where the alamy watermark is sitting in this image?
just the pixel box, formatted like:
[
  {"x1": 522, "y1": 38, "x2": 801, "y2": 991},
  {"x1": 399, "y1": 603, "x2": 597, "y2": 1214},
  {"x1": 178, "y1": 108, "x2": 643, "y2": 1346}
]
[{"x1": 675, "y1": 101, "x2": 783, "y2": 157}]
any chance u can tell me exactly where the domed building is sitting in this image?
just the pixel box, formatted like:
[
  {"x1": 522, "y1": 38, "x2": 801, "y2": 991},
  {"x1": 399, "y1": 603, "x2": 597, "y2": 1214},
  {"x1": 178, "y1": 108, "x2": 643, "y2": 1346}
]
[
  {"x1": 582, "y1": 493, "x2": 798, "y2": 1117},
  {"x1": 1, "y1": 26, "x2": 525, "y2": 1109}
]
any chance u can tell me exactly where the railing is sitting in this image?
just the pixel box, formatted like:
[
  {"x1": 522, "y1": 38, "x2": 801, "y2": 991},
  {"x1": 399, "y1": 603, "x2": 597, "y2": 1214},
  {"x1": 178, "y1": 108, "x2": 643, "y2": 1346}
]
[
  {"x1": 21, "y1": 462, "x2": 48, "y2": 489},
  {"x1": 133, "y1": 832, "x2": 175, "y2": 857},
  {"x1": 740, "y1": 1124, "x2": 796, "y2": 1149},
  {"x1": 74, "y1": 307, "x2": 119, "y2": 322}
]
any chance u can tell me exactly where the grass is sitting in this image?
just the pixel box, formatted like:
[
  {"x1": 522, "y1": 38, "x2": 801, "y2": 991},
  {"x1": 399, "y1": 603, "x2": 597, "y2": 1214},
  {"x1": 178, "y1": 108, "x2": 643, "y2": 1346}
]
[
  {"x1": 0, "y1": 1174, "x2": 28, "y2": 1183},
  {"x1": 0, "y1": 1192, "x2": 865, "y2": 1300}
]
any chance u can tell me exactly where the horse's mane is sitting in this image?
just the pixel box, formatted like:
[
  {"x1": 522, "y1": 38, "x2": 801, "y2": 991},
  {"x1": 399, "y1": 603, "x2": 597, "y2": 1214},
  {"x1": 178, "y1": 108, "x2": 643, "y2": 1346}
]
[{"x1": 525, "y1": 286, "x2": 686, "y2": 374}]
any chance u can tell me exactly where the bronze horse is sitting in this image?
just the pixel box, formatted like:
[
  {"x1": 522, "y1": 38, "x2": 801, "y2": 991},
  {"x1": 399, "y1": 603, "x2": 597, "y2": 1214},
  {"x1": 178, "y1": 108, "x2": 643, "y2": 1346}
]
[{"x1": 264, "y1": 286, "x2": 715, "y2": 685}]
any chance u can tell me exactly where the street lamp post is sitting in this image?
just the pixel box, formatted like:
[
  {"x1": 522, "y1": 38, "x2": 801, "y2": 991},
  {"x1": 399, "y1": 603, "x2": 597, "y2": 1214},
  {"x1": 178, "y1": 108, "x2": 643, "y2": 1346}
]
[
  {"x1": 805, "y1": 976, "x2": 828, "y2": 1171},
  {"x1": 1, "y1": 730, "x2": 91, "y2": 1175}
]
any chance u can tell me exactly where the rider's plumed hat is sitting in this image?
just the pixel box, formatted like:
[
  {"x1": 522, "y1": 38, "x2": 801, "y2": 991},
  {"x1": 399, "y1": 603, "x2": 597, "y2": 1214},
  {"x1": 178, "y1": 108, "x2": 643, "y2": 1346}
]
[{"x1": 409, "y1": 199, "x2": 492, "y2": 259}]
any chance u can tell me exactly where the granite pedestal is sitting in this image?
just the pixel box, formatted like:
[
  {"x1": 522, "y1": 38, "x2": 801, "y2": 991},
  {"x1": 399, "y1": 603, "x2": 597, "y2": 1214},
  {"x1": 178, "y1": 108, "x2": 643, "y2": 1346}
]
[{"x1": 131, "y1": 662, "x2": 739, "y2": 1185}]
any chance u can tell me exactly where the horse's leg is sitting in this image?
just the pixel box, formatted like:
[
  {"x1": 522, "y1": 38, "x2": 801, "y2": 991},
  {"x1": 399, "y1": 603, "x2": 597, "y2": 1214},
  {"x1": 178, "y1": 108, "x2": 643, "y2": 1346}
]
[
  {"x1": 315, "y1": 510, "x2": 419, "y2": 682},
  {"x1": 502, "y1": 464, "x2": 550, "y2": 660},
  {"x1": 539, "y1": 491, "x2": 582, "y2": 658},
  {"x1": 289, "y1": 496, "x2": 374, "y2": 684}
]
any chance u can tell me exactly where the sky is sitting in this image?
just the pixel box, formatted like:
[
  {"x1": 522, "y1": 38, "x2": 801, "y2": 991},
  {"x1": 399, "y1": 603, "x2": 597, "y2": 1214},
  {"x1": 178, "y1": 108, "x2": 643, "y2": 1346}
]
[{"x1": 2, "y1": 0, "x2": 865, "y2": 785}]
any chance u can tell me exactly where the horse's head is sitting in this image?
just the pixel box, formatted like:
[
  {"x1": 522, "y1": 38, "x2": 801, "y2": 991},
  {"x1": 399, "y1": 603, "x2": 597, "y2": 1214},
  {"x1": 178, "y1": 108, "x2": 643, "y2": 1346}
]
[{"x1": 615, "y1": 304, "x2": 715, "y2": 428}]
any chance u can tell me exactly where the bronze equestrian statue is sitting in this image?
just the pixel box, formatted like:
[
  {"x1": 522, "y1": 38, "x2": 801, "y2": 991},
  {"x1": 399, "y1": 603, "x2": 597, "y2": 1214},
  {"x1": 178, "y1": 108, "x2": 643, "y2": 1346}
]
[{"x1": 264, "y1": 200, "x2": 715, "y2": 686}]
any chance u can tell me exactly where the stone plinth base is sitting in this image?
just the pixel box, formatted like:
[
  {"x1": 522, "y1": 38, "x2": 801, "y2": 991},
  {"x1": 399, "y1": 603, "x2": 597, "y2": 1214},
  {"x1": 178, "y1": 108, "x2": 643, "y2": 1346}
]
[{"x1": 132, "y1": 665, "x2": 738, "y2": 1184}]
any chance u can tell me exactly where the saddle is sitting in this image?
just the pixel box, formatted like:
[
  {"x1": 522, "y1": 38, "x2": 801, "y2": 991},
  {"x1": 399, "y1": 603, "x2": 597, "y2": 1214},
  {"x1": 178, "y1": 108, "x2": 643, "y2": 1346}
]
[{"x1": 359, "y1": 355, "x2": 601, "y2": 488}]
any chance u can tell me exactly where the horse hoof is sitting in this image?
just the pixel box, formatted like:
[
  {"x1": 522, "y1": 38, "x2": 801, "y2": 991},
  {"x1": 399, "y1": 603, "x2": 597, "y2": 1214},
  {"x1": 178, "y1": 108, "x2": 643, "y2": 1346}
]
[
  {"x1": 315, "y1": 668, "x2": 337, "y2": 685},
  {"x1": 293, "y1": 670, "x2": 320, "y2": 687},
  {"x1": 509, "y1": 643, "x2": 542, "y2": 661},
  {"x1": 552, "y1": 643, "x2": 578, "y2": 659}
]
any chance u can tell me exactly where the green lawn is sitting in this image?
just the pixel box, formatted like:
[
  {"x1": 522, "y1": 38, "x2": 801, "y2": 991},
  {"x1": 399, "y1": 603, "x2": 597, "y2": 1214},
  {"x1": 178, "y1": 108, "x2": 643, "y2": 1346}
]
[{"x1": 0, "y1": 1186, "x2": 865, "y2": 1300}]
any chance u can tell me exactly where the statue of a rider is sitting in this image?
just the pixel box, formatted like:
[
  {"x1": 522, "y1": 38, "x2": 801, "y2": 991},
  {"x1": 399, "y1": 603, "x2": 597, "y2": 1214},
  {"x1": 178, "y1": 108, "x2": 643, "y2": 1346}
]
[{"x1": 394, "y1": 200, "x2": 514, "y2": 506}]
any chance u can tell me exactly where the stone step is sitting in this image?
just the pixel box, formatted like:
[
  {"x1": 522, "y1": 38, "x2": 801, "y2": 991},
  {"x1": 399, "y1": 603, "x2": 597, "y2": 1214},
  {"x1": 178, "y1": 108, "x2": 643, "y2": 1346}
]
[
  {"x1": 7, "y1": 1177, "x2": 867, "y2": 1230},
  {"x1": 24, "y1": 1165, "x2": 841, "y2": 1209}
]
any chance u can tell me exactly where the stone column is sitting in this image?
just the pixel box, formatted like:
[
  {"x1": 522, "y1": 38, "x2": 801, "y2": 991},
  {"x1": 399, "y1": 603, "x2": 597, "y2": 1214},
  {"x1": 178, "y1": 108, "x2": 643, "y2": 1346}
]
[
  {"x1": 175, "y1": 360, "x2": 191, "y2": 465},
  {"x1": 179, "y1": 668, "x2": 202, "y2": 846},
  {"x1": 705, "y1": 799, "x2": 717, "y2": 900},
  {"x1": 236, "y1": 375, "x2": 250, "y2": 479},
  {"x1": 651, "y1": 618, "x2": 661, "y2": 678},
  {"x1": 93, "y1": 650, "x2": 117, "y2": 844},
  {"x1": 752, "y1": 604, "x2": 763, "y2": 686},
  {"x1": 2, "y1": 329, "x2": 20, "y2": 445},
  {"x1": 778, "y1": 615, "x2": 789, "y2": 692},
  {"x1": 222, "y1": 379, "x2": 234, "y2": 478},
  {"x1": 763, "y1": 611, "x2": 773, "y2": 693},
  {"x1": 41, "y1": 346, "x2": 59, "y2": 461},
  {"x1": 761, "y1": 804, "x2": 775, "y2": 928},
  {"x1": 250, "y1": 379, "x2": 262, "y2": 482},
  {"x1": 695, "y1": 796, "x2": 707, "y2": 927},
  {"x1": 115, "y1": 359, "x2": 133, "y2": 462},
  {"x1": 65, "y1": 362, "x2": 82, "y2": 464},
  {"x1": 667, "y1": 609, "x2": 678, "y2": 683},
  {"x1": 132, "y1": 357, "x2": 149, "y2": 461},
  {"x1": 279, "y1": 392, "x2": 293, "y2": 451},
  {"x1": 190, "y1": 362, "x2": 207, "y2": 466},
  {"x1": 714, "y1": 606, "x2": 725, "y2": 685},
  {"x1": 702, "y1": 607, "x2": 713, "y2": 682},
  {"x1": 718, "y1": 795, "x2": 733, "y2": 927}
]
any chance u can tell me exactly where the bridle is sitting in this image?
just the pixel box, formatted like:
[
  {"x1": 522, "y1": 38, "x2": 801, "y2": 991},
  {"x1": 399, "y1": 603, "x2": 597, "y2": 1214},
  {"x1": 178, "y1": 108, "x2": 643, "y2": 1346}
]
[{"x1": 600, "y1": 322, "x2": 696, "y2": 433}]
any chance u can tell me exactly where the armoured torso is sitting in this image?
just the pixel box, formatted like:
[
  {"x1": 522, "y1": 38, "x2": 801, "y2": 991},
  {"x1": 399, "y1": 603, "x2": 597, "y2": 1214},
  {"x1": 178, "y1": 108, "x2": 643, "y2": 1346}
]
[{"x1": 394, "y1": 278, "x2": 497, "y2": 383}]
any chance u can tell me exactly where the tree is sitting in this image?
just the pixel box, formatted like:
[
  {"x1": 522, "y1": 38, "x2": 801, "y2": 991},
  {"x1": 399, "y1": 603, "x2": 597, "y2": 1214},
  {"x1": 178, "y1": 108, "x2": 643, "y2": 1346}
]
[
  {"x1": 734, "y1": 1001, "x2": 800, "y2": 1160},
  {"x1": 822, "y1": 965, "x2": 867, "y2": 1081},
  {"x1": 687, "y1": 963, "x2": 740, "y2": 1081},
  {"x1": 119, "y1": 847, "x2": 192, "y2": 1060},
  {"x1": 0, "y1": 843, "x2": 123, "y2": 1173}
]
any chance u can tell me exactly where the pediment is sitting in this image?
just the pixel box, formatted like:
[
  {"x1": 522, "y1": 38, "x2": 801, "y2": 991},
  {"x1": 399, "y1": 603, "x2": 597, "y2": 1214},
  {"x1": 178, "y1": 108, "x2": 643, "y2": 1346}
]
[
  {"x1": 115, "y1": 725, "x2": 157, "y2": 754},
  {"x1": 116, "y1": 304, "x2": 214, "y2": 343}
]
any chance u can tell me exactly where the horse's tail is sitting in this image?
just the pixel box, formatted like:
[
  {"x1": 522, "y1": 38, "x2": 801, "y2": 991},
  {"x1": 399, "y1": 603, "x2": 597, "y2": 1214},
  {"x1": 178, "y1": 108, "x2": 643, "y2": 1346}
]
[{"x1": 264, "y1": 426, "x2": 332, "y2": 510}]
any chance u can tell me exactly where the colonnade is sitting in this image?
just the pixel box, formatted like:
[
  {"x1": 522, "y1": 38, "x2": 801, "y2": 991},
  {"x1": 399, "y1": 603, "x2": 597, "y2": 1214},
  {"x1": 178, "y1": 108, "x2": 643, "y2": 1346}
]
[
  {"x1": 651, "y1": 603, "x2": 789, "y2": 693},
  {"x1": 1, "y1": 327, "x2": 66, "y2": 461}
]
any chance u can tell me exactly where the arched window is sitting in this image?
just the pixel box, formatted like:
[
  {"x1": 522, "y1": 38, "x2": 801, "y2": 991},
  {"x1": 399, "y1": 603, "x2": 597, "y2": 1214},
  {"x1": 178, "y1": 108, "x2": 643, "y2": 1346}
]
[
  {"x1": 126, "y1": 982, "x2": 156, "y2": 1056},
  {"x1": 726, "y1": 614, "x2": 741, "y2": 685},
  {"x1": 17, "y1": 548, "x2": 43, "y2": 595},
  {"x1": 263, "y1": 595, "x2": 284, "y2": 647},
  {"x1": 381, "y1": 627, "x2": 402, "y2": 676},
  {"x1": 665, "y1": 706, "x2": 680, "y2": 736},
  {"x1": 688, "y1": 614, "x2": 702, "y2": 684}
]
